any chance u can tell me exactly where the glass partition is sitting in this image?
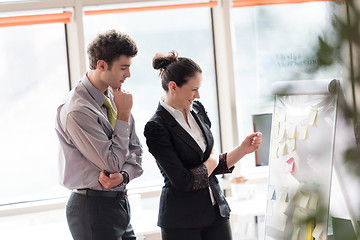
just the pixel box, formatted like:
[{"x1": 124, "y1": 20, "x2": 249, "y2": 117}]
[
  {"x1": 231, "y1": 1, "x2": 342, "y2": 168},
  {"x1": 0, "y1": 22, "x2": 69, "y2": 204}
]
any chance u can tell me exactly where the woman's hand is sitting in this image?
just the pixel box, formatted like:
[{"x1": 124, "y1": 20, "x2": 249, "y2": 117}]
[
  {"x1": 240, "y1": 132, "x2": 262, "y2": 155},
  {"x1": 227, "y1": 132, "x2": 262, "y2": 168}
]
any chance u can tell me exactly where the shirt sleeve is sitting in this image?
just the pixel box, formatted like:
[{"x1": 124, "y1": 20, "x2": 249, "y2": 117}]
[
  {"x1": 189, "y1": 164, "x2": 209, "y2": 190},
  {"x1": 213, "y1": 153, "x2": 234, "y2": 175},
  {"x1": 119, "y1": 114, "x2": 143, "y2": 182},
  {"x1": 144, "y1": 120, "x2": 210, "y2": 192},
  {"x1": 65, "y1": 111, "x2": 141, "y2": 175}
]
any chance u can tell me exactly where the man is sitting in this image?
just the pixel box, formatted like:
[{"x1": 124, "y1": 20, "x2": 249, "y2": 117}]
[{"x1": 55, "y1": 29, "x2": 143, "y2": 240}]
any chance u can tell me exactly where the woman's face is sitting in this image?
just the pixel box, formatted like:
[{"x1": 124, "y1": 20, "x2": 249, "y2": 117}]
[{"x1": 172, "y1": 72, "x2": 202, "y2": 111}]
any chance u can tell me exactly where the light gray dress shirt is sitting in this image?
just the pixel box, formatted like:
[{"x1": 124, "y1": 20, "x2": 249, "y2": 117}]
[{"x1": 55, "y1": 74, "x2": 143, "y2": 191}]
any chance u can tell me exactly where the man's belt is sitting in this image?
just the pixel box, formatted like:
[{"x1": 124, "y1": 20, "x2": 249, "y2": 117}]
[{"x1": 73, "y1": 189, "x2": 126, "y2": 198}]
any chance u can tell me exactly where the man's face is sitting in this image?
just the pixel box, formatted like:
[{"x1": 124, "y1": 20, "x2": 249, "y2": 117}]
[{"x1": 103, "y1": 55, "x2": 132, "y2": 90}]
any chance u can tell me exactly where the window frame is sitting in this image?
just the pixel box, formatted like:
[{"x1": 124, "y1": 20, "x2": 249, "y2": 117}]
[
  {"x1": 0, "y1": 0, "x2": 339, "y2": 215},
  {"x1": 0, "y1": 0, "x2": 228, "y2": 214}
]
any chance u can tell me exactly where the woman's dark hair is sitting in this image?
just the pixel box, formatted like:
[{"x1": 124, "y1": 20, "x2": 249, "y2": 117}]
[
  {"x1": 87, "y1": 29, "x2": 138, "y2": 70},
  {"x1": 152, "y1": 51, "x2": 202, "y2": 91}
]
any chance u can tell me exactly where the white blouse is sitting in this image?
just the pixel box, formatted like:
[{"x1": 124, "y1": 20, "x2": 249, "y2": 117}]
[{"x1": 160, "y1": 98, "x2": 216, "y2": 205}]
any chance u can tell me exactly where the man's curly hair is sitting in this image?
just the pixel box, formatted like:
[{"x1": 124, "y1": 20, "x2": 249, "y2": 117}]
[{"x1": 87, "y1": 29, "x2": 138, "y2": 70}]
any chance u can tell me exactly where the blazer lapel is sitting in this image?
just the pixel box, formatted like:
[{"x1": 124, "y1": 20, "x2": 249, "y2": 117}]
[
  {"x1": 156, "y1": 104, "x2": 204, "y2": 158},
  {"x1": 191, "y1": 108, "x2": 214, "y2": 156}
]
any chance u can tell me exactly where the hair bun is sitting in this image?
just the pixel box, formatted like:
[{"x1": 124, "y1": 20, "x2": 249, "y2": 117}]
[{"x1": 152, "y1": 51, "x2": 178, "y2": 70}]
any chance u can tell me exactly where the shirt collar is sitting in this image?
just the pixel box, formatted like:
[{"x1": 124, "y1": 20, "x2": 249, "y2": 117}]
[
  {"x1": 160, "y1": 96, "x2": 193, "y2": 116},
  {"x1": 81, "y1": 73, "x2": 107, "y2": 107}
]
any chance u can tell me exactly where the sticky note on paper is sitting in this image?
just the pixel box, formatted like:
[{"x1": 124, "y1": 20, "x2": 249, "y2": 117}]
[
  {"x1": 308, "y1": 107, "x2": 318, "y2": 126},
  {"x1": 287, "y1": 139, "x2": 296, "y2": 152},
  {"x1": 293, "y1": 207, "x2": 307, "y2": 224},
  {"x1": 300, "y1": 191, "x2": 311, "y2": 208},
  {"x1": 273, "y1": 212, "x2": 287, "y2": 231},
  {"x1": 312, "y1": 224, "x2": 325, "y2": 239},
  {"x1": 308, "y1": 192, "x2": 319, "y2": 210},
  {"x1": 274, "y1": 108, "x2": 280, "y2": 120},
  {"x1": 278, "y1": 123, "x2": 286, "y2": 139},
  {"x1": 279, "y1": 187, "x2": 289, "y2": 202},
  {"x1": 298, "y1": 125, "x2": 308, "y2": 140},
  {"x1": 292, "y1": 226, "x2": 300, "y2": 240},
  {"x1": 279, "y1": 142, "x2": 287, "y2": 156},
  {"x1": 268, "y1": 185, "x2": 276, "y2": 200},
  {"x1": 293, "y1": 190, "x2": 310, "y2": 208},
  {"x1": 273, "y1": 121, "x2": 280, "y2": 138},
  {"x1": 306, "y1": 219, "x2": 315, "y2": 240},
  {"x1": 274, "y1": 144, "x2": 280, "y2": 158},
  {"x1": 286, "y1": 157, "x2": 295, "y2": 164},
  {"x1": 287, "y1": 123, "x2": 297, "y2": 139},
  {"x1": 293, "y1": 191, "x2": 301, "y2": 206},
  {"x1": 278, "y1": 109, "x2": 286, "y2": 122},
  {"x1": 284, "y1": 201, "x2": 295, "y2": 217},
  {"x1": 275, "y1": 108, "x2": 285, "y2": 122},
  {"x1": 286, "y1": 157, "x2": 295, "y2": 174},
  {"x1": 271, "y1": 191, "x2": 277, "y2": 200},
  {"x1": 278, "y1": 200, "x2": 288, "y2": 214},
  {"x1": 276, "y1": 145, "x2": 280, "y2": 158},
  {"x1": 265, "y1": 235, "x2": 280, "y2": 240}
]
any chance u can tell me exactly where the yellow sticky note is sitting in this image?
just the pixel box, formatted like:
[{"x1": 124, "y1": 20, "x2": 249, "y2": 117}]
[
  {"x1": 279, "y1": 187, "x2": 289, "y2": 202},
  {"x1": 273, "y1": 121, "x2": 280, "y2": 139},
  {"x1": 293, "y1": 190, "x2": 310, "y2": 208},
  {"x1": 278, "y1": 123, "x2": 286, "y2": 139},
  {"x1": 279, "y1": 142, "x2": 287, "y2": 156},
  {"x1": 293, "y1": 191, "x2": 301, "y2": 206},
  {"x1": 274, "y1": 107, "x2": 280, "y2": 120},
  {"x1": 287, "y1": 123, "x2": 297, "y2": 139},
  {"x1": 274, "y1": 144, "x2": 280, "y2": 158},
  {"x1": 312, "y1": 224, "x2": 325, "y2": 239},
  {"x1": 292, "y1": 226, "x2": 300, "y2": 240},
  {"x1": 275, "y1": 108, "x2": 285, "y2": 122},
  {"x1": 293, "y1": 207, "x2": 307, "y2": 224},
  {"x1": 277, "y1": 109, "x2": 286, "y2": 122},
  {"x1": 273, "y1": 211, "x2": 287, "y2": 231},
  {"x1": 287, "y1": 139, "x2": 296, "y2": 152},
  {"x1": 308, "y1": 192, "x2": 319, "y2": 210},
  {"x1": 300, "y1": 191, "x2": 311, "y2": 208},
  {"x1": 308, "y1": 107, "x2": 318, "y2": 126},
  {"x1": 298, "y1": 124, "x2": 308, "y2": 140},
  {"x1": 306, "y1": 219, "x2": 315, "y2": 240}
]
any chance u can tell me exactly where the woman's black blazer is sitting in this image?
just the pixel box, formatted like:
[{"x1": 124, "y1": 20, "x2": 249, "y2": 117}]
[{"x1": 144, "y1": 101, "x2": 232, "y2": 229}]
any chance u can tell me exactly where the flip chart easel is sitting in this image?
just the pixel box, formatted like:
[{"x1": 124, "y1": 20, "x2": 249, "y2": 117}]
[{"x1": 264, "y1": 79, "x2": 360, "y2": 240}]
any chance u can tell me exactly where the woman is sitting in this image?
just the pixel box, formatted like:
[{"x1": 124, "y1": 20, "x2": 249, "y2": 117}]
[{"x1": 144, "y1": 51, "x2": 262, "y2": 240}]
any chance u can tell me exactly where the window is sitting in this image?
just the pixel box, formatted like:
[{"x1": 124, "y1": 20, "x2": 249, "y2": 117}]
[
  {"x1": 0, "y1": 21, "x2": 69, "y2": 204},
  {"x1": 231, "y1": 1, "x2": 342, "y2": 168},
  {"x1": 83, "y1": 5, "x2": 220, "y2": 187}
]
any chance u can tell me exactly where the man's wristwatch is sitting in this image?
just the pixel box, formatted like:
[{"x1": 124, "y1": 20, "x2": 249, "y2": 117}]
[{"x1": 118, "y1": 171, "x2": 129, "y2": 186}]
